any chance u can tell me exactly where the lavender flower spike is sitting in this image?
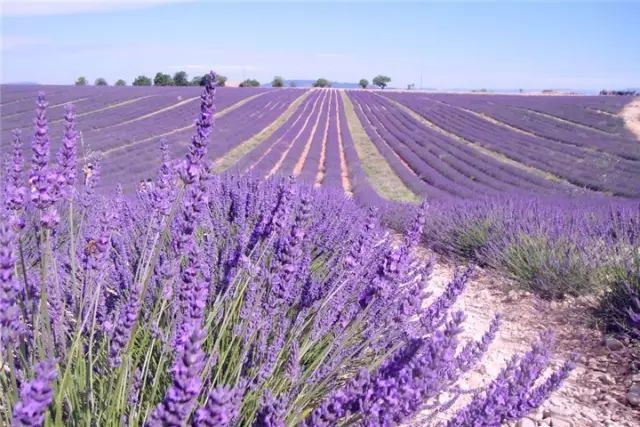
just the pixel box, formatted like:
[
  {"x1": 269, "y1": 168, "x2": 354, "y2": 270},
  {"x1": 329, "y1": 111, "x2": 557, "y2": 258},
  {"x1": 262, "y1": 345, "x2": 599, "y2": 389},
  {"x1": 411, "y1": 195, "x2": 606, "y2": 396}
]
[
  {"x1": 146, "y1": 327, "x2": 206, "y2": 427},
  {"x1": 12, "y1": 359, "x2": 57, "y2": 427},
  {"x1": 0, "y1": 219, "x2": 23, "y2": 347},
  {"x1": 183, "y1": 71, "x2": 217, "y2": 184},
  {"x1": 58, "y1": 103, "x2": 78, "y2": 198},
  {"x1": 193, "y1": 386, "x2": 242, "y2": 427}
]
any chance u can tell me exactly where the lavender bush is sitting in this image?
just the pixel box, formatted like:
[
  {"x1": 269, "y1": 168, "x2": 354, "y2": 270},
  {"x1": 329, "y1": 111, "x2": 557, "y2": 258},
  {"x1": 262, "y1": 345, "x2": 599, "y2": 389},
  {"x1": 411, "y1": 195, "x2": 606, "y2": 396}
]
[
  {"x1": 419, "y1": 198, "x2": 640, "y2": 299},
  {"x1": 0, "y1": 73, "x2": 573, "y2": 426}
]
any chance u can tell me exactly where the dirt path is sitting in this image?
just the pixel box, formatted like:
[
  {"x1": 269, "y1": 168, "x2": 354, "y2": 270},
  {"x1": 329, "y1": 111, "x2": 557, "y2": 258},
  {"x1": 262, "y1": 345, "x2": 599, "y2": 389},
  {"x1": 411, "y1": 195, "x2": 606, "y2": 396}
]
[
  {"x1": 417, "y1": 253, "x2": 640, "y2": 426},
  {"x1": 621, "y1": 98, "x2": 640, "y2": 141}
]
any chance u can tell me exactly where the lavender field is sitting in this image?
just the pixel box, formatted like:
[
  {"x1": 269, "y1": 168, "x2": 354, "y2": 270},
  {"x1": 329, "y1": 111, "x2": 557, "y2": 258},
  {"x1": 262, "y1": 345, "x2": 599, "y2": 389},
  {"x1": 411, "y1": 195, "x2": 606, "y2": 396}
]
[{"x1": 1, "y1": 78, "x2": 639, "y2": 426}]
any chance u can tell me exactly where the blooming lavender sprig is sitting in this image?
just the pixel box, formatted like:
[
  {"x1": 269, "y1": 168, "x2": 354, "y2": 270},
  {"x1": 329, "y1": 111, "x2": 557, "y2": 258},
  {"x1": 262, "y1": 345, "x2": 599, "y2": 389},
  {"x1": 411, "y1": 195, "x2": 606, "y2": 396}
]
[
  {"x1": 146, "y1": 327, "x2": 206, "y2": 427},
  {"x1": 11, "y1": 359, "x2": 57, "y2": 426},
  {"x1": 28, "y1": 93, "x2": 63, "y2": 227},
  {"x1": 0, "y1": 220, "x2": 24, "y2": 347},
  {"x1": 57, "y1": 103, "x2": 78, "y2": 198},
  {"x1": 193, "y1": 386, "x2": 242, "y2": 427},
  {"x1": 30, "y1": 93, "x2": 50, "y2": 177},
  {"x1": 253, "y1": 391, "x2": 286, "y2": 427},
  {"x1": 183, "y1": 71, "x2": 216, "y2": 184},
  {"x1": 5, "y1": 130, "x2": 27, "y2": 225},
  {"x1": 109, "y1": 284, "x2": 142, "y2": 367},
  {"x1": 448, "y1": 331, "x2": 573, "y2": 426}
]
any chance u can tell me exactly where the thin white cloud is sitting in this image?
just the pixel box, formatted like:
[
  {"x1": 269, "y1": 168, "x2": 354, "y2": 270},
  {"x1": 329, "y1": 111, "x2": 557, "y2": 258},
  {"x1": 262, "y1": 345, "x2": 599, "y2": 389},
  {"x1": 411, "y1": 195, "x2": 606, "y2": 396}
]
[
  {"x1": 212, "y1": 65, "x2": 261, "y2": 72},
  {"x1": 0, "y1": 35, "x2": 52, "y2": 51},
  {"x1": 1, "y1": 0, "x2": 194, "y2": 17}
]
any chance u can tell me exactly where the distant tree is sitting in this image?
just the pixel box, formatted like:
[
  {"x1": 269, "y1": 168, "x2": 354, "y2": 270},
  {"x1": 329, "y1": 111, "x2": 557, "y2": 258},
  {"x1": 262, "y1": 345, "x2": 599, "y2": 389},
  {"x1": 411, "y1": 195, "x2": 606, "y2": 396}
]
[
  {"x1": 173, "y1": 71, "x2": 189, "y2": 86},
  {"x1": 216, "y1": 75, "x2": 227, "y2": 87},
  {"x1": 359, "y1": 79, "x2": 369, "y2": 89},
  {"x1": 115, "y1": 79, "x2": 126, "y2": 86},
  {"x1": 372, "y1": 75, "x2": 391, "y2": 89},
  {"x1": 75, "y1": 76, "x2": 88, "y2": 86},
  {"x1": 95, "y1": 78, "x2": 108, "y2": 86},
  {"x1": 239, "y1": 79, "x2": 260, "y2": 88},
  {"x1": 312, "y1": 78, "x2": 331, "y2": 88},
  {"x1": 289, "y1": 81, "x2": 297, "y2": 88},
  {"x1": 154, "y1": 72, "x2": 174, "y2": 86},
  {"x1": 272, "y1": 76, "x2": 284, "y2": 88},
  {"x1": 407, "y1": 83, "x2": 415, "y2": 90},
  {"x1": 132, "y1": 75, "x2": 152, "y2": 86}
]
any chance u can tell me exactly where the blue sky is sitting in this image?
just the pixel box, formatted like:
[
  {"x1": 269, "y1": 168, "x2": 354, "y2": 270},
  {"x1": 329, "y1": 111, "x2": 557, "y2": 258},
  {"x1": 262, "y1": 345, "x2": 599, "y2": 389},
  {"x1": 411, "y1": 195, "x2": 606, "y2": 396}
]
[{"x1": 1, "y1": 1, "x2": 639, "y2": 89}]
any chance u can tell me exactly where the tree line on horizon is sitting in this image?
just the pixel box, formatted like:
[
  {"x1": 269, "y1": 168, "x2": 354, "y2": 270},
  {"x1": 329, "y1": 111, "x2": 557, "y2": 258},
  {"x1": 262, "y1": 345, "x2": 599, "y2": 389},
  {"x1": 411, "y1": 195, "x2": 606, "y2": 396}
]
[{"x1": 74, "y1": 72, "x2": 393, "y2": 89}]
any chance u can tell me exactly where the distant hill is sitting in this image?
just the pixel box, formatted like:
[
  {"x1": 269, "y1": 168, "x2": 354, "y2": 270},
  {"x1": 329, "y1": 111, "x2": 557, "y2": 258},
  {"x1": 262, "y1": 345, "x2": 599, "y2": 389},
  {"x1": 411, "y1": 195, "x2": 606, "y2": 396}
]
[{"x1": 261, "y1": 79, "x2": 360, "y2": 89}]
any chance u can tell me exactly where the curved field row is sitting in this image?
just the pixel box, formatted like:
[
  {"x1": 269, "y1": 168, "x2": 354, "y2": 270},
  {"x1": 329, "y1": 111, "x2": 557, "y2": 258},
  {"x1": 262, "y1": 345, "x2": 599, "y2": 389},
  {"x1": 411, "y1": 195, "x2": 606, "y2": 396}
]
[
  {"x1": 350, "y1": 91, "x2": 570, "y2": 200},
  {"x1": 339, "y1": 91, "x2": 417, "y2": 202},
  {"x1": 97, "y1": 90, "x2": 305, "y2": 189},
  {"x1": 232, "y1": 90, "x2": 323, "y2": 175},
  {"x1": 425, "y1": 94, "x2": 640, "y2": 162},
  {"x1": 383, "y1": 92, "x2": 640, "y2": 197},
  {"x1": 455, "y1": 94, "x2": 634, "y2": 135},
  {"x1": 213, "y1": 91, "x2": 311, "y2": 172}
]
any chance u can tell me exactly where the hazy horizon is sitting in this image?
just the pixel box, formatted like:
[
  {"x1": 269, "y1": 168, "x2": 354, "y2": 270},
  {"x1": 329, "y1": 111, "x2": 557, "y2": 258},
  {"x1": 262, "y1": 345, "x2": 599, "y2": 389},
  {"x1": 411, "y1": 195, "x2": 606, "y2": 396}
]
[{"x1": 2, "y1": 0, "x2": 639, "y2": 90}]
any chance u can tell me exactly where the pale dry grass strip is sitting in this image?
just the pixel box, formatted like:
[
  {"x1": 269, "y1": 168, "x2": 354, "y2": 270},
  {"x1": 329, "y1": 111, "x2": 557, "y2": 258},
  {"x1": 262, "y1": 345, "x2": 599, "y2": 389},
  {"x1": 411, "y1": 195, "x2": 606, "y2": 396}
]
[
  {"x1": 2, "y1": 97, "x2": 91, "y2": 119},
  {"x1": 98, "y1": 96, "x2": 200, "y2": 130},
  {"x1": 213, "y1": 90, "x2": 312, "y2": 172},
  {"x1": 521, "y1": 107, "x2": 616, "y2": 136},
  {"x1": 621, "y1": 97, "x2": 640, "y2": 141},
  {"x1": 335, "y1": 90, "x2": 353, "y2": 194},
  {"x1": 339, "y1": 91, "x2": 418, "y2": 203},
  {"x1": 243, "y1": 90, "x2": 319, "y2": 173},
  {"x1": 50, "y1": 96, "x2": 154, "y2": 124},
  {"x1": 380, "y1": 93, "x2": 583, "y2": 189},
  {"x1": 313, "y1": 90, "x2": 334, "y2": 187},
  {"x1": 100, "y1": 92, "x2": 270, "y2": 157},
  {"x1": 264, "y1": 90, "x2": 326, "y2": 178},
  {"x1": 293, "y1": 90, "x2": 331, "y2": 177}
]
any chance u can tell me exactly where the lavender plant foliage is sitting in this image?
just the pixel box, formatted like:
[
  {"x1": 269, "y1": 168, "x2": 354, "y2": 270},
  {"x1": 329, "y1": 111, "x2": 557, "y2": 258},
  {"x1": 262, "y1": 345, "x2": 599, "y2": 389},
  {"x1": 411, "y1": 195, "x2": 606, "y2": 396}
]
[{"x1": 0, "y1": 76, "x2": 574, "y2": 426}]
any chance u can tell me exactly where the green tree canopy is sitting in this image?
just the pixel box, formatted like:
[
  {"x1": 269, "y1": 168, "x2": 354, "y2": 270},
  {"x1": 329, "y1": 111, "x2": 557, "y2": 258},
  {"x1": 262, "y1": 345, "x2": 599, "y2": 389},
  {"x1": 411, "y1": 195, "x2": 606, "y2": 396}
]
[
  {"x1": 312, "y1": 78, "x2": 331, "y2": 88},
  {"x1": 372, "y1": 75, "x2": 391, "y2": 89},
  {"x1": 271, "y1": 76, "x2": 284, "y2": 88},
  {"x1": 154, "y1": 72, "x2": 174, "y2": 86},
  {"x1": 95, "y1": 78, "x2": 108, "y2": 86},
  {"x1": 359, "y1": 79, "x2": 369, "y2": 89},
  {"x1": 115, "y1": 79, "x2": 126, "y2": 86},
  {"x1": 216, "y1": 75, "x2": 227, "y2": 87},
  {"x1": 239, "y1": 79, "x2": 260, "y2": 88},
  {"x1": 173, "y1": 71, "x2": 189, "y2": 86},
  {"x1": 75, "y1": 77, "x2": 87, "y2": 86},
  {"x1": 132, "y1": 75, "x2": 152, "y2": 86}
]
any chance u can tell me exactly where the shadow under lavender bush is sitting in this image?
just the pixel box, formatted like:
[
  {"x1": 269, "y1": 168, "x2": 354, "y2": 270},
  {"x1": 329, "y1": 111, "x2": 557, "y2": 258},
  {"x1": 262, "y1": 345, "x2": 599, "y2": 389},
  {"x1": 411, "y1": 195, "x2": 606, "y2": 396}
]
[{"x1": 0, "y1": 72, "x2": 574, "y2": 426}]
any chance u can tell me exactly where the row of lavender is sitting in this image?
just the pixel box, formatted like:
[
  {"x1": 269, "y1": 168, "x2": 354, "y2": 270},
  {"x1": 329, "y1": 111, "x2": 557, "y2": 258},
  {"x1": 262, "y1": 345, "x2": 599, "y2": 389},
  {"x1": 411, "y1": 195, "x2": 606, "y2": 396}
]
[
  {"x1": 340, "y1": 90, "x2": 639, "y2": 337},
  {"x1": 348, "y1": 91, "x2": 571, "y2": 200},
  {"x1": 381, "y1": 92, "x2": 640, "y2": 197},
  {"x1": 0, "y1": 76, "x2": 573, "y2": 425},
  {"x1": 1, "y1": 85, "x2": 304, "y2": 191}
]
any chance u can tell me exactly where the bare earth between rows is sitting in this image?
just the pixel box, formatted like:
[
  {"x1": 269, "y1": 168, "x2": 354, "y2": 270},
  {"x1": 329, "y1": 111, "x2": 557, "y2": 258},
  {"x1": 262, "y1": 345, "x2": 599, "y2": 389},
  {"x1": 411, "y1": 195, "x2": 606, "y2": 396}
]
[{"x1": 411, "y1": 248, "x2": 639, "y2": 426}]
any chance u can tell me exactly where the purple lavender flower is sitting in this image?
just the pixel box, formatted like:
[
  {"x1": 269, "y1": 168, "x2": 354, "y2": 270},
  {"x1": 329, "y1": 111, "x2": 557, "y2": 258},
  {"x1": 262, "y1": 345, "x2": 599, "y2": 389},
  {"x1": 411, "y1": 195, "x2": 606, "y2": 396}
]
[
  {"x1": 109, "y1": 284, "x2": 141, "y2": 367},
  {"x1": 193, "y1": 386, "x2": 242, "y2": 427},
  {"x1": 12, "y1": 359, "x2": 57, "y2": 426},
  {"x1": 146, "y1": 327, "x2": 206, "y2": 427},
  {"x1": 253, "y1": 391, "x2": 285, "y2": 427},
  {"x1": 0, "y1": 220, "x2": 24, "y2": 347},
  {"x1": 182, "y1": 71, "x2": 217, "y2": 184},
  {"x1": 5, "y1": 130, "x2": 27, "y2": 225},
  {"x1": 57, "y1": 103, "x2": 78, "y2": 198}
]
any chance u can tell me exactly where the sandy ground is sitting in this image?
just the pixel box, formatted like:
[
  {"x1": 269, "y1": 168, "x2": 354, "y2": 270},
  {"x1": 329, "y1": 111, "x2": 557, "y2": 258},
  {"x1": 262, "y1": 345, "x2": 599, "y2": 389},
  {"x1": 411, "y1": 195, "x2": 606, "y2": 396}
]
[
  {"x1": 621, "y1": 98, "x2": 640, "y2": 141},
  {"x1": 413, "y1": 250, "x2": 640, "y2": 426}
]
